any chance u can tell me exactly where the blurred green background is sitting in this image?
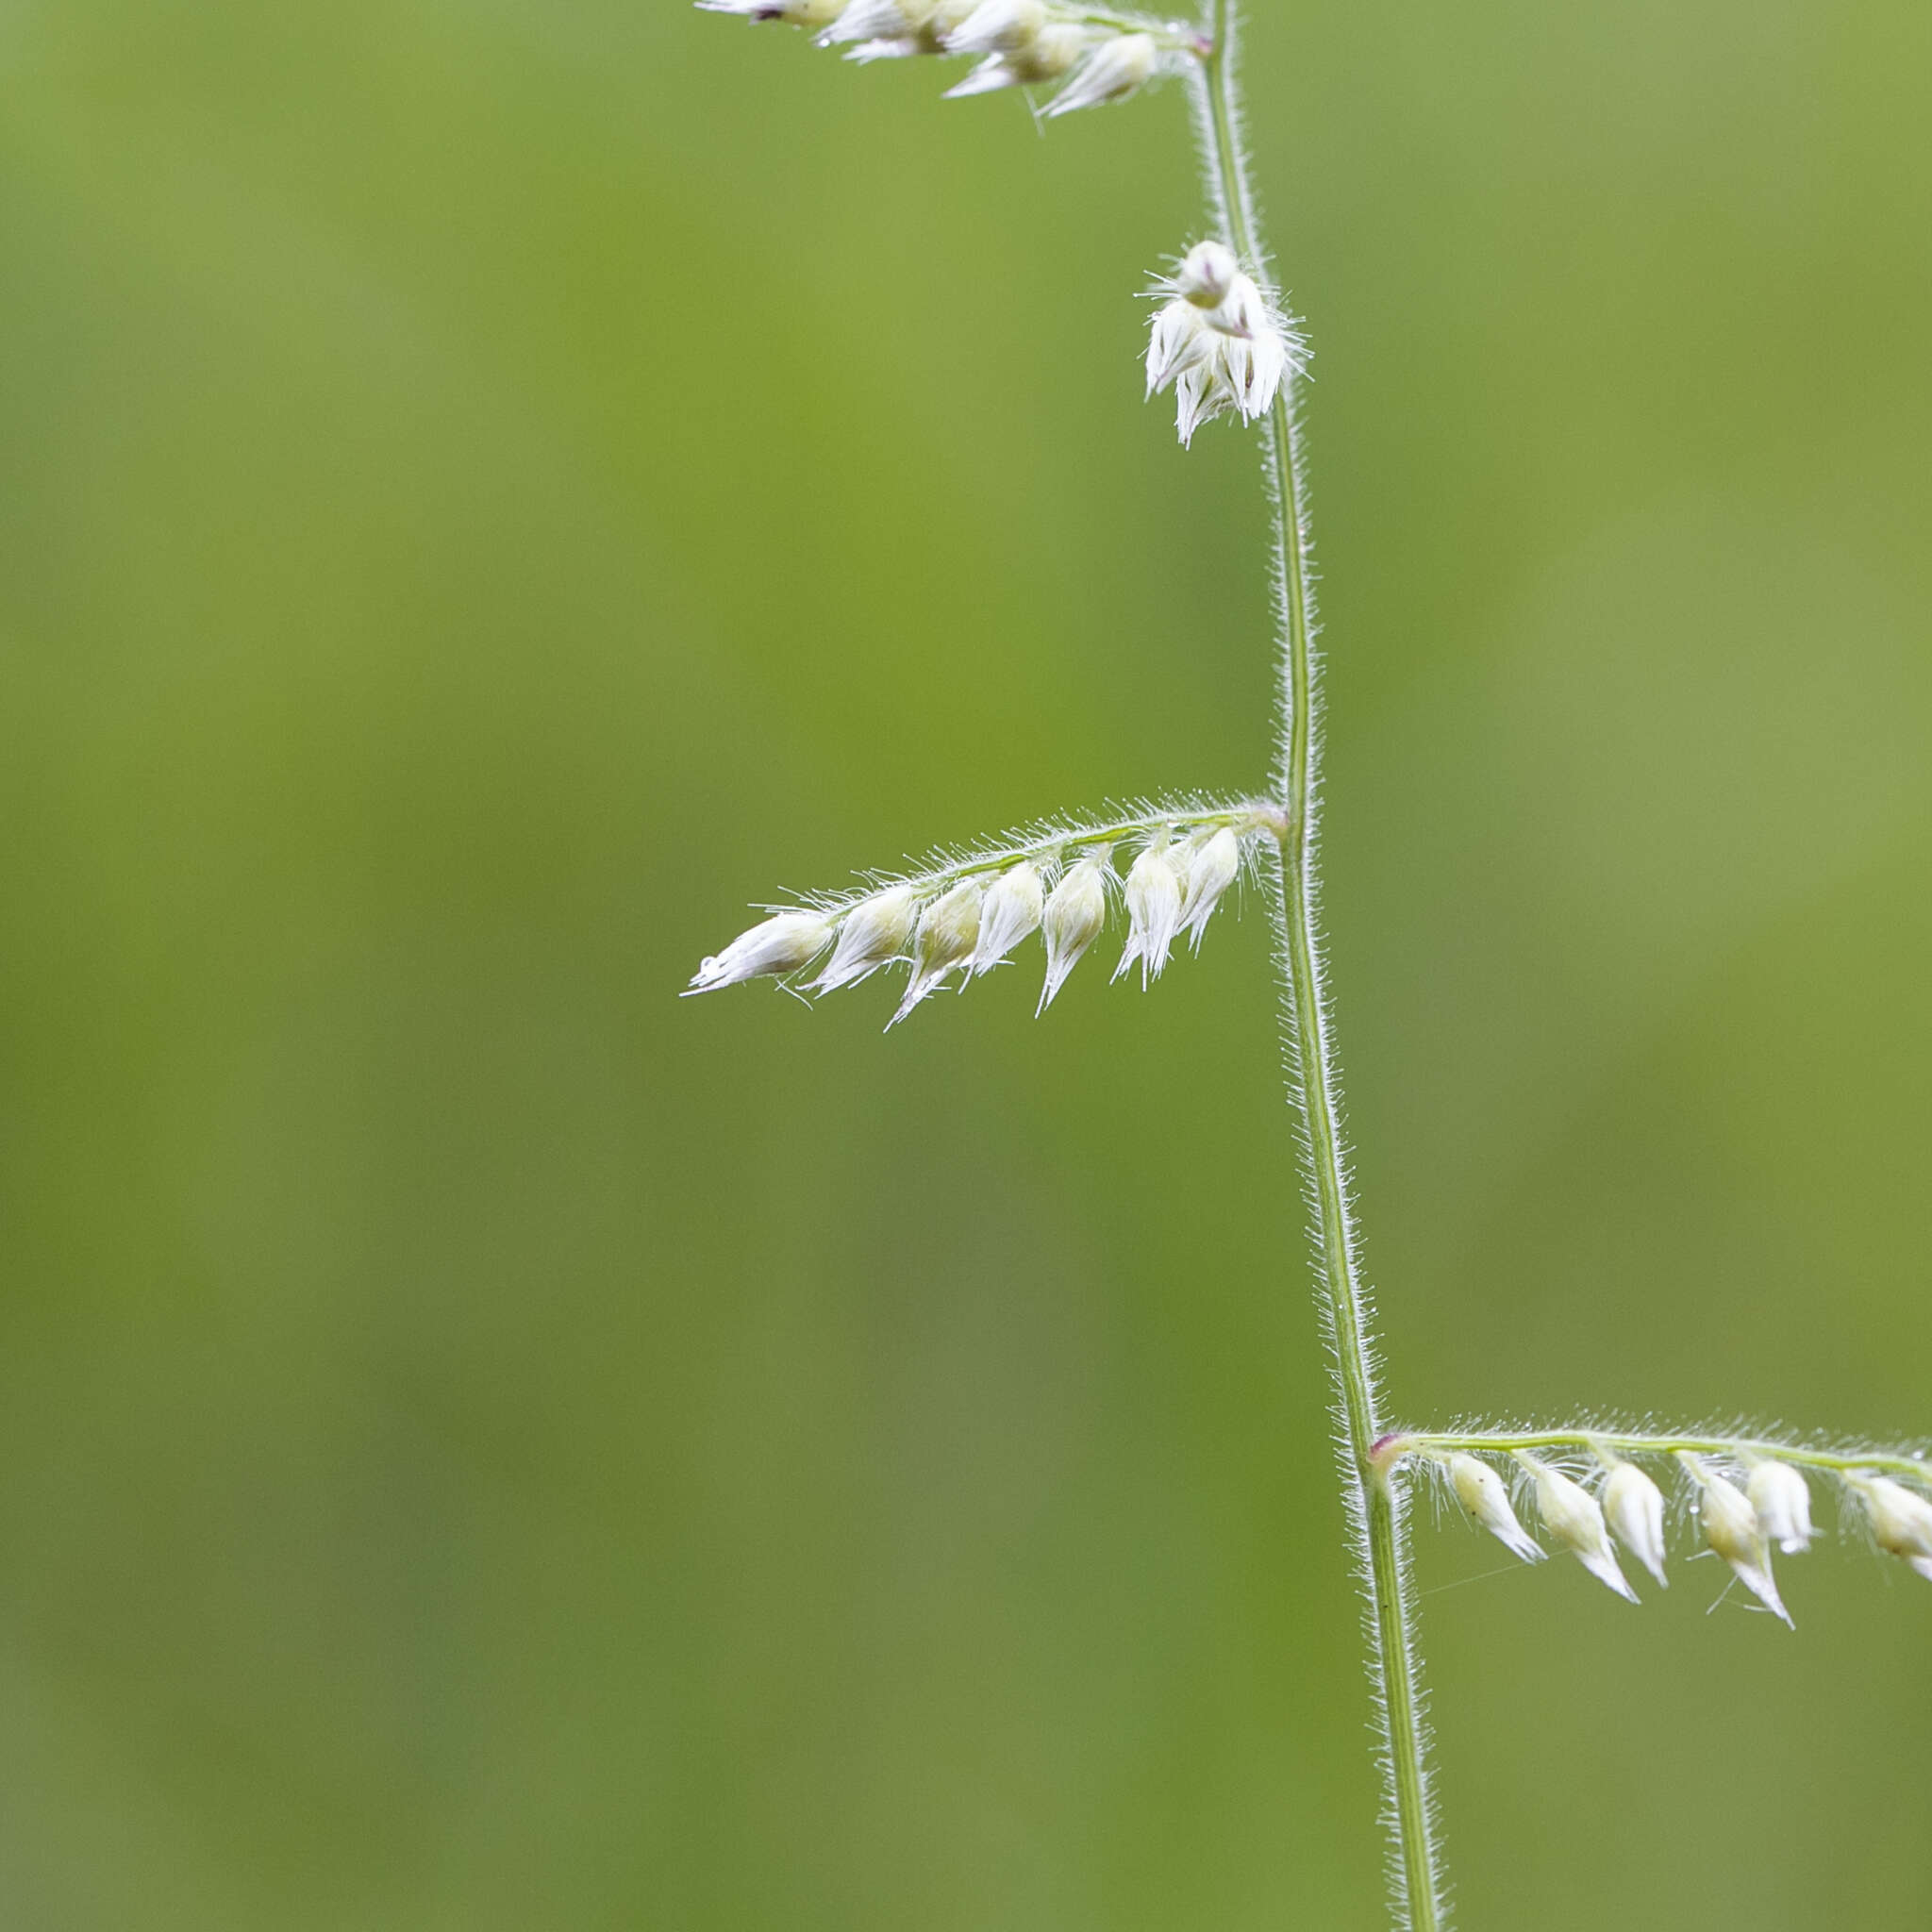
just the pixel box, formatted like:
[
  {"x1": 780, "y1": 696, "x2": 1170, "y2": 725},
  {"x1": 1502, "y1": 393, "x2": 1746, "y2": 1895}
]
[{"x1": 2, "y1": 1, "x2": 1928, "y2": 1925}]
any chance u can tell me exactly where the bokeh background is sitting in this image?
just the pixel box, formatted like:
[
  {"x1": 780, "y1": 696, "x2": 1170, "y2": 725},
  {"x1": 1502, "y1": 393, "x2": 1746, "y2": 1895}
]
[{"x1": 3, "y1": 1, "x2": 1928, "y2": 1925}]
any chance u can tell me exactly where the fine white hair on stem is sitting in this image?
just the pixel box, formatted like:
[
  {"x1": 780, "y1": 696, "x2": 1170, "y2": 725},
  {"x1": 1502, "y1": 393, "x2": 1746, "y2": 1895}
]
[{"x1": 1191, "y1": 5, "x2": 1448, "y2": 1920}]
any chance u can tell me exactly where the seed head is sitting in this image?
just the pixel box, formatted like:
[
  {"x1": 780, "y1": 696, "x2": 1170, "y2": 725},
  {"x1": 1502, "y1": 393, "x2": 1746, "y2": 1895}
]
[
  {"x1": 1447, "y1": 1454, "x2": 1542, "y2": 1565},
  {"x1": 1145, "y1": 243, "x2": 1303, "y2": 445},
  {"x1": 1746, "y1": 1459, "x2": 1815, "y2": 1555},
  {"x1": 1113, "y1": 839, "x2": 1185, "y2": 987},
  {"x1": 814, "y1": 883, "x2": 920, "y2": 991},
  {"x1": 1041, "y1": 31, "x2": 1156, "y2": 116},
  {"x1": 701, "y1": 0, "x2": 1168, "y2": 116},
  {"x1": 688, "y1": 908, "x2": 836, "y2": 992},
  {"x1": 692, "y1": 808, "x2": 1265, "y2": 1021},
  {"x1": 1848, "y1": 1474, "x2": 1932, "y2": 1567},
  {"x1": 1516, "y1": 1455, "x2": 1638, "y2": 1602},
  {"x1": 1678, "y1": 1455, "x2": 1790, "y2": 1626},
  {"x1": 892, "y1": 875, "x2": 985, "y2": 1023},
  {"x1": 1601, "y1": 1457, "x2": 1671, "y2": 1589},
  {"x1": 1039, "y1": 851, "x2": 1110, "y2": 1013}
]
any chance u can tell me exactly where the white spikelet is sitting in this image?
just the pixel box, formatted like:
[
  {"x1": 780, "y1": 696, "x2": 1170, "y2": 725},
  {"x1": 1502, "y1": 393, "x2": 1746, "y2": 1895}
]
[
  {"x1": 943, "y1": 52, "x2": 1021, "y2": 95},
  {"x1": 818, "y1": 0, "x2": 929, "y2": 46},
  {"x1": 1848, "y1": 1474, "x2": 1932, "y2": 1564},
  {"x1": 1172, "y1": 360, "x2": 1220, "y2": 447},
  {"x1": 1678, "y1": 1456, "x2": 1790, "y2": 1626},
  {"x1": 1173, "y1": 240, "x2": 1238, "y2": 309},
  {"x1": 1145, "y1": 301, "x2": 1209, "y2": 395},
  {"x1": 1747, "y1": 1460, "x2": 1815, "y2": 1555},
  {"x1": 814, "y1": 883, "x2": 920, "y2": 991},
  {"x1": 944, "y1": 0, "x2": 1041, "y2": 55},
  {"x1": 688, "y1": 909, "x2": 835, "y2": 992},
  {"x1": 843, "y1": 35, "x2": 922, "y2": 59},
  {"x1": 1042, "y1": 31, "x2": 1155, "y2": 115},
  {"x1": 856, "y1": 0, "x2": 971, "y2": 52},
  {"x1": 1038, "y1": 852, "x2": 1109, "y2": 1013},
  {"x1": 892, "y1": 875, "x2": 984, "y2": 1024},
  {"x1": 1517, "y1": 1455, "x2": 1638, "y2": 1602},
  {"x1": 1177, "y1": 826, "x2": 1241, "y2": 950},
  {"x1": 1113, "y1": 840, "x2": 1184, "y2": 987},
  {"x1": 1230, "y1": 316, "x2": 1289, "y2": 422},
  {"x1": 1447, "y1": 1454, "x2": 1543, "y2": 1565},
  {"x1": 1601, "y1": 1458, "x2": 1670, "y2": 1589},
  {"x1": 942, "y1": 22, "x2": 1083, "y2": 93},
  {"x1": 974, "y1": 861, "x2": 1044, "y2": 974},
  {"x1": 1204, "y1": 268, "x2": 1263, "y2": 340}
]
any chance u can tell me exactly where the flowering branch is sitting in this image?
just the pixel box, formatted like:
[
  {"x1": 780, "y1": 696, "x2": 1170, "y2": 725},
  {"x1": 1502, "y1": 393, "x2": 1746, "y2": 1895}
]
[
  {"x1": 694, "y1": 0, "x2": 1201, "y2": 108},
  {"x1": 1374, "y1": 1425, "x2": 1932, "y2": 1625},
  {"x1": 688, "y1": 798, "x2": 1284, "y2": 1022}
]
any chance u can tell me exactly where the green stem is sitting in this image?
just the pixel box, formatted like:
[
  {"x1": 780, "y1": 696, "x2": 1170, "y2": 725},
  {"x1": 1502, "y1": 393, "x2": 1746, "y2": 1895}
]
[
  {"x1": 1192, "y1": 9, "x2": 1442, "y2": 1928},
  {"x1": 1379, "y1": 1427, "x2": 1932, "y2": 1489}
]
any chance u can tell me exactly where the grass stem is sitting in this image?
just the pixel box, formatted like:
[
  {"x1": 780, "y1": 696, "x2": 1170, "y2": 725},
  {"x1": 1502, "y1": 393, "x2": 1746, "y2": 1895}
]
[{"x1": 1194, "y1": 9, "x2": 1443, "y2": 1924}]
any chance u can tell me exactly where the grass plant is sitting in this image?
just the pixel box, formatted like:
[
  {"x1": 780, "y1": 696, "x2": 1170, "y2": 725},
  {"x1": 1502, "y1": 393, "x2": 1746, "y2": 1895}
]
[{"x1": 688, "y1": 6, "x2": 1932, "y2": 1921}]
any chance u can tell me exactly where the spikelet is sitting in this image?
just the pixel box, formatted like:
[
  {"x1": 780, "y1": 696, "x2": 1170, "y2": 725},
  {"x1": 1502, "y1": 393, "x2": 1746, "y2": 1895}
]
[
  {"x1": 945, "y1": 0, "x2": 1043, "y2": 54},
  {"x1": 687, "y1": 909, "x2": 835, "y2": 992},
  {"x1": 813, "y1": 883, "x2": 919, "y2": 991},
  {"x1": 1178, "y1": 825, "x2": 1241, "y2": 950},
  {"x1": 1847, "y1": 1473, "x2": 1932, "y2": 1575},
  {"x1": 893, "y1": 875, "x2": 986, "y2": 1023},
  {"x1": 1515, "y1": 1455, "x2": 1638, "y2": 1602},
  {"x1": 974, "y1": 861, "x2": 1045, "y2": 974},
  {"x1": 688, "y1": 805, "x2": 1274, "y2": 1023},
  {"x1": 942, "y1": 25, "x2": 1085, "y2": 95},
  {"x1": 1445, "y1": 1454, "x2": 1543, "y2": 1565},
  {"x1": 1600, "y1": 1456, "x2": 1670, "y2": 1590},
  {"x1": 1677, "y1": 1455, "x2": 1791, "y2": 1626},
  {"x1": 1746, "y1": 1459, "x2": 1815, "y2": 1555},
  {"x1": 1112, "y1": 836, "x2": 1184, "y2": 987},
  {"x1": 697, "y1": 0, "x2": 1179, "y2": 116},
  {"x1": 1039, "y1": 850, "x2": 1111, "y2": 1012},
  {"x1": 1041, "y1": 31, "x2": 1156, "y2": 115}
]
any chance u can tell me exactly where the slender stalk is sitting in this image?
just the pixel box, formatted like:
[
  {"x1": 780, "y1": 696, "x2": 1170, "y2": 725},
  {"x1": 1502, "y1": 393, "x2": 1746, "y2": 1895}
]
[
  {"x1": 1191, "y1": 8, "x2": 1443, "y2": 1926},
  {"x1": 782, "y1": 799, "x2": 1288, "y2": 911}
]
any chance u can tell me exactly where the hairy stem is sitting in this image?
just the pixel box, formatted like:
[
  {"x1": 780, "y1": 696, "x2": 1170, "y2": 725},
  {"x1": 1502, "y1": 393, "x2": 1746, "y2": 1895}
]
[{"x1": 1192, "y1": 8, "x2": 1442, "y2": 1926}]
